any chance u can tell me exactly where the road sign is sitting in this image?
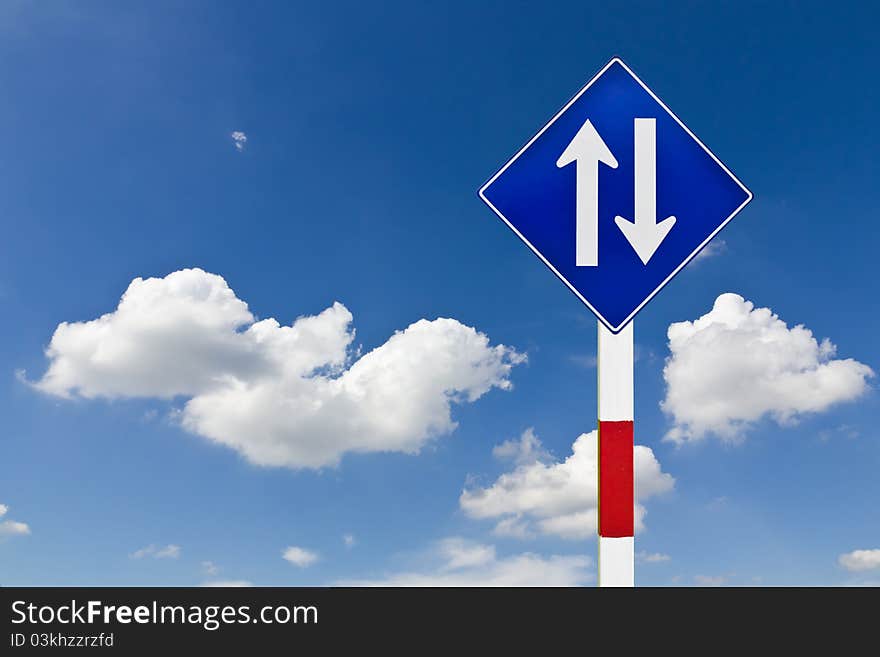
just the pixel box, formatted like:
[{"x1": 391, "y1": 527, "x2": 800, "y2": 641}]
[
  {"x1": 478, "y1": 57, "x2": 753, "y2": 587},
  {"x1": 478, "y1": 57, "x2": 752, "y2": 333}
]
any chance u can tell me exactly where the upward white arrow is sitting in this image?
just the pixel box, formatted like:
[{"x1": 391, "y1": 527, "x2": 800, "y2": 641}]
[
  {"x1": 614, "y1": 118, "x2": 676, "y2": 265},
  {"x1": 557, "y1": 119, "x2": 618, "y2": 267}
]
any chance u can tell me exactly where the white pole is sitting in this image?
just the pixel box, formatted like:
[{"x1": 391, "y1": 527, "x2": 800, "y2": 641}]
[{"x1": 597, "y1": 320, "x2": 634, "y2": 587}]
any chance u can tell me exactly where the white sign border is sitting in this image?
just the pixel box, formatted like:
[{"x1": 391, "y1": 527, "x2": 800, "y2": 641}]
[{"x1": 478, "y1": 57, "x2": 753, "y2": 333}]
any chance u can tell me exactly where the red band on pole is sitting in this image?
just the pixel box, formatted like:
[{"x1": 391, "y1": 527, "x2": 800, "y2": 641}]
[{"x1": 598, "y1": 420, "x2": 634, "y2": 538}]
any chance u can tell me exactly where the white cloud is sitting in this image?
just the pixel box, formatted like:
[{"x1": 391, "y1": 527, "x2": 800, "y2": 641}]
[
  {"x1": 460, "y1": 430, "x2": 674, "y2": 540},
  {"x1": 201, "y1": 561, "x2": 219, "y2": 576},
  {"x1": 662, "y1": 293, "x2": 873, "y2": 444},
  {"x1": 0, "y1": 504, "x2": 30, "y2": 538},
  {"x1": 130, "y1": 544, "x2": 181, "y2": 560},
  {"x1": 492, "y1": 516, "x2": 534, "y2": 539},
  {"x1": 343, "y1": 534, "x2": 356, "y2": 548},
  {"x1": 636, "y1": 550, "x2": 671, "y2": 563},
  {"x1": 692, "y1": 239, "x2": 727, "y2": 263},
  {"x1": 202, "y1": 580, "x2": 252, "y2": 587},
  {"x1": 694, "y1": 575, "x2": 727, "y2": 587},
  {"x1": 491, "y1": 428, "x2": 551, "y2": 465},
  {"x1": 28, "y1": 268, "x2": 524, "y2": 469},
  {"x1": 155, "y1": 544, "x2": 181, "y2": 559},
  {"x1": 340, "y1": 538, "x2": 592, "y2": 587},
  {"x1": 838, "y1": 549, "x2": 880, "y2": 572},
  {"x1": 230, "y1": 131, "x2": 247, "y2": 151},
  {"x1": 437, "y1": 537, "x2": 495, "y2": 570},
  {"x1": 32, "y1": 269, "x2": 262, "y2": 400},
  {"x1": 819, "y1": 424, "x2": 860, "y2": 442},
  {"x1": 282, "y1": 546, "x2": 319, "y2": 568},
  {"x1": 0, "y1": 520, "x2": 29, "y2": 537}
]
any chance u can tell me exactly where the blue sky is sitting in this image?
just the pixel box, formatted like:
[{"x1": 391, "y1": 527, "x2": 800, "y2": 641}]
[{"x1": 1, "y1": 1, "x2": 878, "y2": 586}]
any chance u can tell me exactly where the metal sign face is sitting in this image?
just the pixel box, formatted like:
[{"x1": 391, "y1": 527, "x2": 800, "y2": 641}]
[{"x1": 479, "y1": 58, "x2": 752, "y2": 332}]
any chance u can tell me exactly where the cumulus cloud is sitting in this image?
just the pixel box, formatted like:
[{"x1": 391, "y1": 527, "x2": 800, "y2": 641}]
[
  {"x1": 343, "y1": 534, "x2": 356, "y2": 549},
  {"x1": 28, "y1": 268, "x2": 524, "y2": 469},
  {"x1": 491, "y1": 428, "x2": 551, "y2": 465},
  {"x1": 694, "y1": 575, "x2": 727, "y2": 587},
  {"x1": 201, "y1": 561, "x2": 219, "y2": 576},
  {"x1": 437, "y1": 537, "x2": 495, "y2": 570},
  {"x1": 340, "y1": 538, "x2": 592, "y2": 587},
  {"x1": 0, "y1": 504, "x2": 30, "y2": 538},
  {"x1": 492, "y1": 516, "x2": 534, "y2": 539},
  {"x1": 282, "y1": 546, "x2": 319, "y2": 568},
  {"x1": 838, "y1": 549, "x2": 880, "y2": 572},
  {"x1": 230, "y1": 131, "x2": 247, "y2": 151},
  {"x1": 460, "y1": 430, "x2": 674, "y2": 540},
  {"x1": 662, "y1": 293, "x2": 873, "y2": 444},
  {"x1": 130, "y1": 544, "x2": 181, "y2": 560}
]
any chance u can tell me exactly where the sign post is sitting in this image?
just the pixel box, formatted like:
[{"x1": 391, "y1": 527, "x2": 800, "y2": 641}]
[
  {"x1": 597, "y1": 321, "x2": 634, "y2": 586},
  {"x1": 478, "y1": 57, "x2": 751, "y2": 587}
]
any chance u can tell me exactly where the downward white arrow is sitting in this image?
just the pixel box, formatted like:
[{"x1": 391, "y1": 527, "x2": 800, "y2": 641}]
[
  {"x1": 614, "y1": 118, "x2": 676, "y2": 265},
  {"x1": 557, "y1": 119, "x2": 618, "y2": 267}
]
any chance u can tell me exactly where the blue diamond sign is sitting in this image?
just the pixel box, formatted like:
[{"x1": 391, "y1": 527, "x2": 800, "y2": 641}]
[{"x1": 478, "y1": 58, "x2": 752, "y2": 332}]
